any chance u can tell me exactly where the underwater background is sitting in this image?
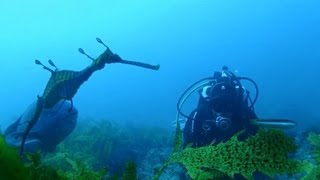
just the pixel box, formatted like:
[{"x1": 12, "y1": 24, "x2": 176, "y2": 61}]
[
  {"x1": 0, "y1": 0, "x2": 319, "y2": 131},
  {"x1": 0, "y1": 0, "x2": 320, "y2": 179}
]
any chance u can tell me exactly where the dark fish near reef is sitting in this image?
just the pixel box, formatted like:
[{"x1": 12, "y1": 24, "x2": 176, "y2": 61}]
[
  {"x1": 4, "y1": 100, "x2": 77, "y2": 153},
  {"x1": 19, "y1": 38, "x2": 160, "y2": 155},
  {"x1": 250, "y1": 119, "x2": 297, "y2": 130}
]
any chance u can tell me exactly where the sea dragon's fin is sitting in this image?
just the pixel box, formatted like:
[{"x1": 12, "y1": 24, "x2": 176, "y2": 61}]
[
  {"x1": 78, "y1": 48, "x2": 94, "y2": 61},
  {"x1": 35, "y1": 60, "x2": 55, "y2": 73},
  {"x1": 48, "y1": 59, "x2": 59, "y2": 71}
]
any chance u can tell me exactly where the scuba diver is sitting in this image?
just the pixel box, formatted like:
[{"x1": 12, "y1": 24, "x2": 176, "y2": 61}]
[
  {"x1": 176, "y1": 65, "x2": 297, "y2": 148},
  {"x1": 4, "y1": 100, "x2": 77, "y2": 153}
]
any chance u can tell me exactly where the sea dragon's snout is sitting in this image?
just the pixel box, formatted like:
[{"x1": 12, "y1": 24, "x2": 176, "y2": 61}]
[{"x1": 79, "y1": 37, "x2": 160, "y2": 71}]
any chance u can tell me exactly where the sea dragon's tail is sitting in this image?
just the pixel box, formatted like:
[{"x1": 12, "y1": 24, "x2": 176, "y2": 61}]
[{"x1": 19, "y1": 97, "x2": 44, "y2": 155}]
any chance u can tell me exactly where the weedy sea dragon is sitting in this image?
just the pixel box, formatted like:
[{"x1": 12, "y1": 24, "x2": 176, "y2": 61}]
[{"x1": 19, "y1": 38, "x2": 160, "y2": 155}]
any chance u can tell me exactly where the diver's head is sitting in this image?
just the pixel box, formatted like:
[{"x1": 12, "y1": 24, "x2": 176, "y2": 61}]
[
  {"x1": 207, "y1": 69, "x2": 243, "y2": 130},
  {"x1": 209, "y1": 82, "x2": 240, "y2": 113}
]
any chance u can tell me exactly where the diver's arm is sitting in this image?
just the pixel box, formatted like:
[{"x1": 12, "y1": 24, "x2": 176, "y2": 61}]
[
  {"x1": 244, "y1": 105, "x2": 259, "y2": 135},
  {"x1": 183, "y1": 110, "x2": 199, "y2": 148}
]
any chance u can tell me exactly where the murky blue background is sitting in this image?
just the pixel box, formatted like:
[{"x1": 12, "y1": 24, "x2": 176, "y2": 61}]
[{"x1": 0, "y1": 0, "x2": 319, "y2": 132}]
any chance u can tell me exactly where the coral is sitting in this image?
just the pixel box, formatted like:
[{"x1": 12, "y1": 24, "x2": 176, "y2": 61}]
[{"x1": 156, "y1": 128, "x2": 309, "y2": 179}]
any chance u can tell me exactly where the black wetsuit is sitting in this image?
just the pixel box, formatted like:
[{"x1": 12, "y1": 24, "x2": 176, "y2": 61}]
[{"x1": 183, "y1": 99, "x2": 258, "y2": 148}]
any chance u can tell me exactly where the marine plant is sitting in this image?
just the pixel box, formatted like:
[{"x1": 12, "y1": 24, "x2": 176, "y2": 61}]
[
  {"x1": 122, "y1": 161, "x2": 138, "y2": 180},
  {"x1": 56, "y1": 118, "x2": 171, "y2": 169},
  {"x1": 155, "y1": 121, "x2": 311, "y2": 179},
  {"x1": 301, "y1": 132, "x2": 320, "y2": 180},
  {"x1": 0, "y1": 134, "x2": 107, "y2": 180},
  {"x1": 0, "y1": 135, "x2": 29, "y2": 180}
]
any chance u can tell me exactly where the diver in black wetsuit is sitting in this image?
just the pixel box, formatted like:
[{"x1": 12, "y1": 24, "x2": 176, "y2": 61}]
[
  {"x1": 179, "y1": 66, "x2": 259, "y2": 148},
  {"x1": 176, "y1": 66, "x2": 296, "y2": 179}
]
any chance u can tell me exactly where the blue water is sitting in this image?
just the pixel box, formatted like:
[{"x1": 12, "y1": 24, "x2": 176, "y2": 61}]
[{"x1": 0, "y1": 0, "x2": 319, "y2": 132}]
